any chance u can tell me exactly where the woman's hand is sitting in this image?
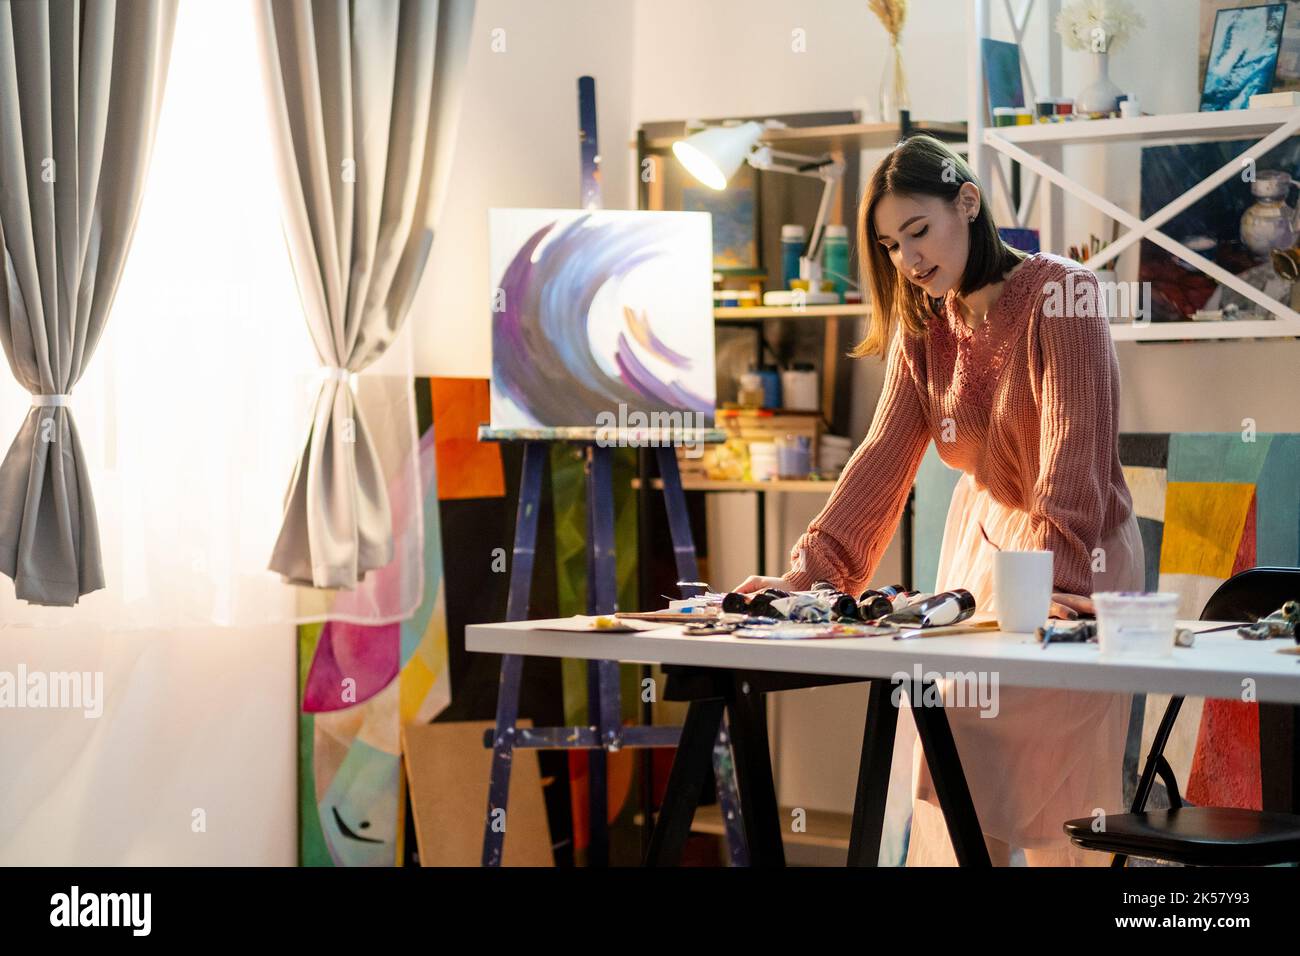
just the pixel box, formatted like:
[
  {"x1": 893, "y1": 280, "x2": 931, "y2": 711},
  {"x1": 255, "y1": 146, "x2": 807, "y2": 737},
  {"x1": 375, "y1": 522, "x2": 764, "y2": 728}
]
[
  {"x1": 1049, "y1": 592, "x2": 1095, "y2": 620},
  {"x1": 732, "y1": 575, "x2": 788, "y2": 595}
]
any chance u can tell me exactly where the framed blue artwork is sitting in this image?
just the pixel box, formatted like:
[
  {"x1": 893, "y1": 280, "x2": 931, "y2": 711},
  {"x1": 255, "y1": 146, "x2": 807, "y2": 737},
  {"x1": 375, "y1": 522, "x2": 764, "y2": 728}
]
[
  {"x1": 981, "y1": 38, "x2": 1024, "y2": 121},
  {"x1": 1200, "y1": 2, "x2": 1287, "y2": 110}
]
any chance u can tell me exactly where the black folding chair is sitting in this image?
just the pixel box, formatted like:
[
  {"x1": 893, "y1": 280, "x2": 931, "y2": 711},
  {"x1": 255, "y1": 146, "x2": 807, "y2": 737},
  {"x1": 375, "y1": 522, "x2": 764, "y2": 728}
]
[{"x1": 1063, "y1": 567, "x2": 1300, "y2": 866}]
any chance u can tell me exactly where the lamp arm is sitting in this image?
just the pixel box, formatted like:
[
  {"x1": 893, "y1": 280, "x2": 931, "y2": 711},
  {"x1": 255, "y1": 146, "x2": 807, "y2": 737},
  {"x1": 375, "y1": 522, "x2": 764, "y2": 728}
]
[{"x1": 805, "y1": 163, "x2": 845, "y2": 266}]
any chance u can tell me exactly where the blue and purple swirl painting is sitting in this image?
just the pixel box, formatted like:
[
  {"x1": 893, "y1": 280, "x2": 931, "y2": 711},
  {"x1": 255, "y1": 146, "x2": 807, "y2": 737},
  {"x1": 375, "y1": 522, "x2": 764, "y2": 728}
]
[{"x1": 489, "y1": 209, "x2": 716, "y2": 428}]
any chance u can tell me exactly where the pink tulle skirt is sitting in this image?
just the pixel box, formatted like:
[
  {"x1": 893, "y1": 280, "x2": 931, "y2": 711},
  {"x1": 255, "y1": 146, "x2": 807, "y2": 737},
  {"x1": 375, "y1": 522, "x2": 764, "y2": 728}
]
[{"x1": 905, "y1": 471, "x2": 1145, "y2": 862}]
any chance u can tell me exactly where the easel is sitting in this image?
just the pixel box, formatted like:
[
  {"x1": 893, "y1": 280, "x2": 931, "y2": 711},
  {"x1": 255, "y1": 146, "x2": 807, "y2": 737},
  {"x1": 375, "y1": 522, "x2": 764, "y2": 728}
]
[{"x1": 478, "y1": 428, "x2": 747, "y2": 866}]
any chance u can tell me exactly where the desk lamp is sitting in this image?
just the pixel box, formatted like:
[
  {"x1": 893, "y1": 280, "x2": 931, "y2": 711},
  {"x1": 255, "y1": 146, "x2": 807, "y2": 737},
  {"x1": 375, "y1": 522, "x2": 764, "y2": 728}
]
[{"x1": 672, "y1": 119, "x2": 845, "y2": 299}]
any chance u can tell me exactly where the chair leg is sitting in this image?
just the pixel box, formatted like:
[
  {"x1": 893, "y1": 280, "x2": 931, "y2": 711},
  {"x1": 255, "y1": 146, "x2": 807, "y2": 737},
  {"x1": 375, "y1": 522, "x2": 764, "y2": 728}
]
[
  {"x1": 1132, "y1": 696, "x2": 1185, "y2": 812},
  {"x1": 1110, "y1": 695, "x2": 1185, "y2": 868}
]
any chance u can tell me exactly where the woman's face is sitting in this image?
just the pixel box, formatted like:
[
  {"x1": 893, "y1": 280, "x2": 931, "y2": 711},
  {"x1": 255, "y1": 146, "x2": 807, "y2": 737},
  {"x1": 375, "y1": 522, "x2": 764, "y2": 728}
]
[{"x1": 873, "y1": 184, "x2": 979, "y2": 298}]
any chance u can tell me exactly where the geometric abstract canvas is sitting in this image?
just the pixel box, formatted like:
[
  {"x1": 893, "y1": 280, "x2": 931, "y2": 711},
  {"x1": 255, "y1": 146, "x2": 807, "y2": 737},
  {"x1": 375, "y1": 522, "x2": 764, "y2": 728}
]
[
  {"x1": 488, "y1": 209, "x2": 716, "y2": 429},
  {"x1": 913, "y1": 432, "x2": 1300, "y2": 838},
  {"x1": 297, "y1": 380, "x2": 454, "y2": 866}
]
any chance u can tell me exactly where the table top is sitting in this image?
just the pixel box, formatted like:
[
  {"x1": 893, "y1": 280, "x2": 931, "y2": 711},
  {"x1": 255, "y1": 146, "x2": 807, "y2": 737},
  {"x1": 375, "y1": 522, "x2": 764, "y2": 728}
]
[{"x1": 466, "y1": 618, "x2": 1300, "y2": 705}]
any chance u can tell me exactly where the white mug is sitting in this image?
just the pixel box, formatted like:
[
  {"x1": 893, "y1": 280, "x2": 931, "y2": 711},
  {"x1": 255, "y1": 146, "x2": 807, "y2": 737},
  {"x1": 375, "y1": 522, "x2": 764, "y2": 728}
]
[{"x1": 992, "y1": 550, "x2": 1054, "y2": 632}]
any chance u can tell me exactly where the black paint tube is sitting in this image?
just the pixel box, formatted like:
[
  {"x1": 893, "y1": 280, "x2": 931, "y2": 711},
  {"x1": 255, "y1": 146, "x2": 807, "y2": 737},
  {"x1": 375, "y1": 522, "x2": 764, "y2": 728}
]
[
  {"x1": 722, "y1": 592, "x2": 750, "y2": 614},
  {"x1": 807, "y1": 587, "x2": 860, "y2": 619},
  {"x1": 858, "y1": 584, "x2": 908, "y2": 603},
  {"x1": 882, "y1": 589, "x2": 976, "y2": 628},
  {"x1": 857, "y1": 595, "x2": 893, "y2": 621},
  {"x1": 748, "y1": 588, "x2": 790, "y2": 618}
]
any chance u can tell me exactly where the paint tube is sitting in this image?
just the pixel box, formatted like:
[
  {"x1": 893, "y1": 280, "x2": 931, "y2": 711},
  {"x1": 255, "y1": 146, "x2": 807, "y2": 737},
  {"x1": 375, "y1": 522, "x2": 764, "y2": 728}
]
[
  {"x1": 858, "y1": 584, "x2": 908, "y2": 602},
  {"x1": 806, "y1": 587, "x2": 860, "y2": 619},
  {"x1": 881, "y1": 589, "x2": 976, "y2": 628},
  {"x1": 746, "y1": 588, "x2": 790, "y2": 618},
  {"x1": 769, "y1": 593, "x2": 835, "y2": 623},
  {"x1": 857, "y1": 594, "x2": 893, "y2": 621}
]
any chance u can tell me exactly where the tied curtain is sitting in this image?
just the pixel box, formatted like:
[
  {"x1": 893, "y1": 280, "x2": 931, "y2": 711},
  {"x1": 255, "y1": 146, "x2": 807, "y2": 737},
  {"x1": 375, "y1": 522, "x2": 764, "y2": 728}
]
[
  {"x1": 0, "y1": 0, "x2": 178, "y2": 606},
  {"x1": 255, "y1": 0, "x2": 474, "y2": 588}
]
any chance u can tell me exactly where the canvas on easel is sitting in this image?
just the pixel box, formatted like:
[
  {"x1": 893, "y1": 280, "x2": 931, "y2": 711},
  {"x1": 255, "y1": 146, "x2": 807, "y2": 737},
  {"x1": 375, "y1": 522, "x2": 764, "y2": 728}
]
[{"x1": 488, "y1": 208, "x2": 716, "y2": 431}]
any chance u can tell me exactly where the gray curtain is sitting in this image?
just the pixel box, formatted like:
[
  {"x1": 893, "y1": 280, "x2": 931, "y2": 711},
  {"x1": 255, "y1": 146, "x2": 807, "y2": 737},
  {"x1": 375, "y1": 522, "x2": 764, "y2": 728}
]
[
  {"x1": 0, "y1": 0, "x2": 178, "y2": 606},
  {"x1": 256, "y1": 0, "x2": 475, "y2": 588}
]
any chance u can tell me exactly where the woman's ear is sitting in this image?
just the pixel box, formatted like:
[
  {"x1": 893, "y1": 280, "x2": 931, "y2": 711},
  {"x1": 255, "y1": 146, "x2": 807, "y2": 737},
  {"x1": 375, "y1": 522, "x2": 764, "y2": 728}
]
[{"x1": 956, "y1": 182, "x2": 981, "y2": 223}]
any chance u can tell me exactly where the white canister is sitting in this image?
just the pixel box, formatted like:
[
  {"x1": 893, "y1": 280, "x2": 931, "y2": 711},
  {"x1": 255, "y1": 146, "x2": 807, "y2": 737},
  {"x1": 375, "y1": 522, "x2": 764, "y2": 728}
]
[
  {"x1": 1094, "y1": 591, "x2": 1179, "y2": 659},
  {"x1": 818, "y1": 434, "x2": 853, "y2": 474},
  {"x1": 780, "y1": 365, "x2": 819, "y2": 411},
  {"x1": 748, "y1": 442, "x2": 777, "y2": 482}
]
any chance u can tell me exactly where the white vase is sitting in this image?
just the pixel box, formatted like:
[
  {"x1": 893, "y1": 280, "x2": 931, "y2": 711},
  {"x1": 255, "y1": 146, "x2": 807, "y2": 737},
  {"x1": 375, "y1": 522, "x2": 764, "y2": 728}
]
[{"x1": 1076, "y1": 51, "x2": 1122, "y2": 114}]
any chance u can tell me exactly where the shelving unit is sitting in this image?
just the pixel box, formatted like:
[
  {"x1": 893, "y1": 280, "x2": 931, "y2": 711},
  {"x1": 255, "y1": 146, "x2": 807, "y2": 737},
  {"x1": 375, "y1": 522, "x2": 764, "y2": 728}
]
[
  {"x1": 985, "y1": 106, "x2": 1300, "y2": 147},
  {"x1": 635, "y1": 119, "x2": 967, "y2": 156},
  {"x1": 968, "y1": 0, "x2": 1300, "y2": 341},
  {"x1": 713, "y1": 304, "x2": 871, "y2": 322},
  {"x1": 637, "y1": 476, "x2": 837, "y2": 494}
]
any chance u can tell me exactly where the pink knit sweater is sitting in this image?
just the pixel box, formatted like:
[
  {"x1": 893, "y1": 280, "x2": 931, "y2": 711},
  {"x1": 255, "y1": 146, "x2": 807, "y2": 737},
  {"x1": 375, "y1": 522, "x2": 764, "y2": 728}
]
[{"x1": 784, "y1": 252, "x2": 1133, "y2": 598}]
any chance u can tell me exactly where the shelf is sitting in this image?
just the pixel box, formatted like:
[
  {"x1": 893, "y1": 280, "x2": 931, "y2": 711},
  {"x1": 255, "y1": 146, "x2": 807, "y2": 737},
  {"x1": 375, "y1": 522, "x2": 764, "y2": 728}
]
[
  {"x1": 635, "y1": 476, "x2": 838, "y2": 493},
  {"x1": 714, "y1": 304, "x2": 871, "y2": 321},
  {"x1": 689, "y1": 804, "x2": 852, "y2": 850},
  {"x1": 985, "y1": 106, "x2": 1300, "y2": 149},
  {"x1": 637, "y1": 119, "x2": 968, "y2": 155},
  {"x1": 1110, "y1": 319, "x2": 1300, "y2": 342}
]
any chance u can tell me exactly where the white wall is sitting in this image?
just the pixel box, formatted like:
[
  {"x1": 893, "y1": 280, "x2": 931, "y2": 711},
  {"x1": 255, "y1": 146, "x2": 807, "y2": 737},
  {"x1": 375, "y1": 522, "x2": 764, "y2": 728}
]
[
  {"x1": 0, "y1": 626, "x2": 296, "y2": 865},
  {"x1": 412, "y1": 0, "x2": 638, "y2": 377}
]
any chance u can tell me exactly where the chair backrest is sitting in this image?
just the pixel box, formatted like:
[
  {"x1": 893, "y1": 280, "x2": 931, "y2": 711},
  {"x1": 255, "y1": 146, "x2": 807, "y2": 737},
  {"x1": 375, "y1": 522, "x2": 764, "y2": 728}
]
[{"x1": 1199, "y1": 567, "x2": 1300, "y2": 622}]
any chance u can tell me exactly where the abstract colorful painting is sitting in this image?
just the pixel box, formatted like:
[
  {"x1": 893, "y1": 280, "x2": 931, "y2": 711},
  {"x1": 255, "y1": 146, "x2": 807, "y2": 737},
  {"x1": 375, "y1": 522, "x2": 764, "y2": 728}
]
[
  {"x1": 981, "y1": 38, "x2": 1024, "y2": 121},
  {"x1": 298, "y1": 381, "x2": 452, "y2": 866},
  {"x1": 683, "y1": 166, "x2": 758, "y2": 270},
  {"x1": 912, "y1": 432, "x2": 1300, "y2": 849},
  {"x1": 1202, "y1": 1, "x2": 1300, "y2": 96},
  {"x1": 488, "y1": 209, "x2": 716, "y2": 429},
  {"x1": 429, "y1": 378, "x2": 504, "y2": 501},
  {"x1": 1199, "y1": 2, "x2": 1286, "y2": 111},
  {"x1": 1138, "y1": 136, "x2": 1300, "y2": 322}
]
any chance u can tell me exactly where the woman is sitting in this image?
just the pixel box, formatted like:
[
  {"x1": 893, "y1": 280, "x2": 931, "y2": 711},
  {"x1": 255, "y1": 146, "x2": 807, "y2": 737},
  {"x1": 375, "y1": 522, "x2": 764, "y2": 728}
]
[{"x1": 735, "y1": 135, "x2": 1143, "y2": 866}]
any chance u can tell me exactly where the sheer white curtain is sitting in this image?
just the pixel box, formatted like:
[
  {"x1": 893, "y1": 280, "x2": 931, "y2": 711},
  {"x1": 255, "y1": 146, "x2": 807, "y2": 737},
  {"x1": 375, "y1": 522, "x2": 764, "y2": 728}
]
[{"x1": 0, "y1": 1, "x2": 422, "y2": 629}]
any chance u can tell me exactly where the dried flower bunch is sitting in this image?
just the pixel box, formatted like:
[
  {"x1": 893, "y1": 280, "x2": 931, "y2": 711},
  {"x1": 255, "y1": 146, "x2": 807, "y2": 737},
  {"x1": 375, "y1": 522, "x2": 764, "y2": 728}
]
[
  {"x1": 868, "y1": 0, "x2": 908, "y2": 43},
  {"x1": 1056, "y1": 0, "x2": 1145, "y2": 55}
]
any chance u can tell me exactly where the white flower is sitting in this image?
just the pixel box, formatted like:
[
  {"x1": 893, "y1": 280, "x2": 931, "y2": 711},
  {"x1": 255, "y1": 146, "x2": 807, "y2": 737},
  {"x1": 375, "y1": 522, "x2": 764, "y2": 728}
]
[{"x1": 1055, "y1": 0, "x2": 1145, "y2": 54}]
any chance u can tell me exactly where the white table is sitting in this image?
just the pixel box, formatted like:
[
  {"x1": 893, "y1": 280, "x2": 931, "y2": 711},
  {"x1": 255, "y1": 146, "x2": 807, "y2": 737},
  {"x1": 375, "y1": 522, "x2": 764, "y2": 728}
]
[{"x1": 467, "y1": 618, "x2": 1300, "y2": 866}]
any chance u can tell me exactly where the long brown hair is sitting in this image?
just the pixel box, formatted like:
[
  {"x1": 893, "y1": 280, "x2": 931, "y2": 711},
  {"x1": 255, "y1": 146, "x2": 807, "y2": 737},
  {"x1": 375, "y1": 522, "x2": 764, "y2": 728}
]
[{"x1": 851, "y1": 134, "x2": 1025, "y2": 358}]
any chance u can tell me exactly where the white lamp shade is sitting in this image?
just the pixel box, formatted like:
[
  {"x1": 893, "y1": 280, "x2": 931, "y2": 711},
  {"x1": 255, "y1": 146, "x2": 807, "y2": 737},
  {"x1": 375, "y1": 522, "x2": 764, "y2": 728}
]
[{"x1": 671, "y1": 121, "x2": 765, "y2": 190}]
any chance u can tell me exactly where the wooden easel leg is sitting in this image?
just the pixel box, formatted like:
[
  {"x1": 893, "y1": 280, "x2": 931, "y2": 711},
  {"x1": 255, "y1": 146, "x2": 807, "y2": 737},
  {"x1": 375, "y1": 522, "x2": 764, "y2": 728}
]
[
  {"x1": 482, "y1": 441, "x2": 546, "y2": 867},
  {"x1": 584, "y1": 444, "x2": 620, "y2": 866}
]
